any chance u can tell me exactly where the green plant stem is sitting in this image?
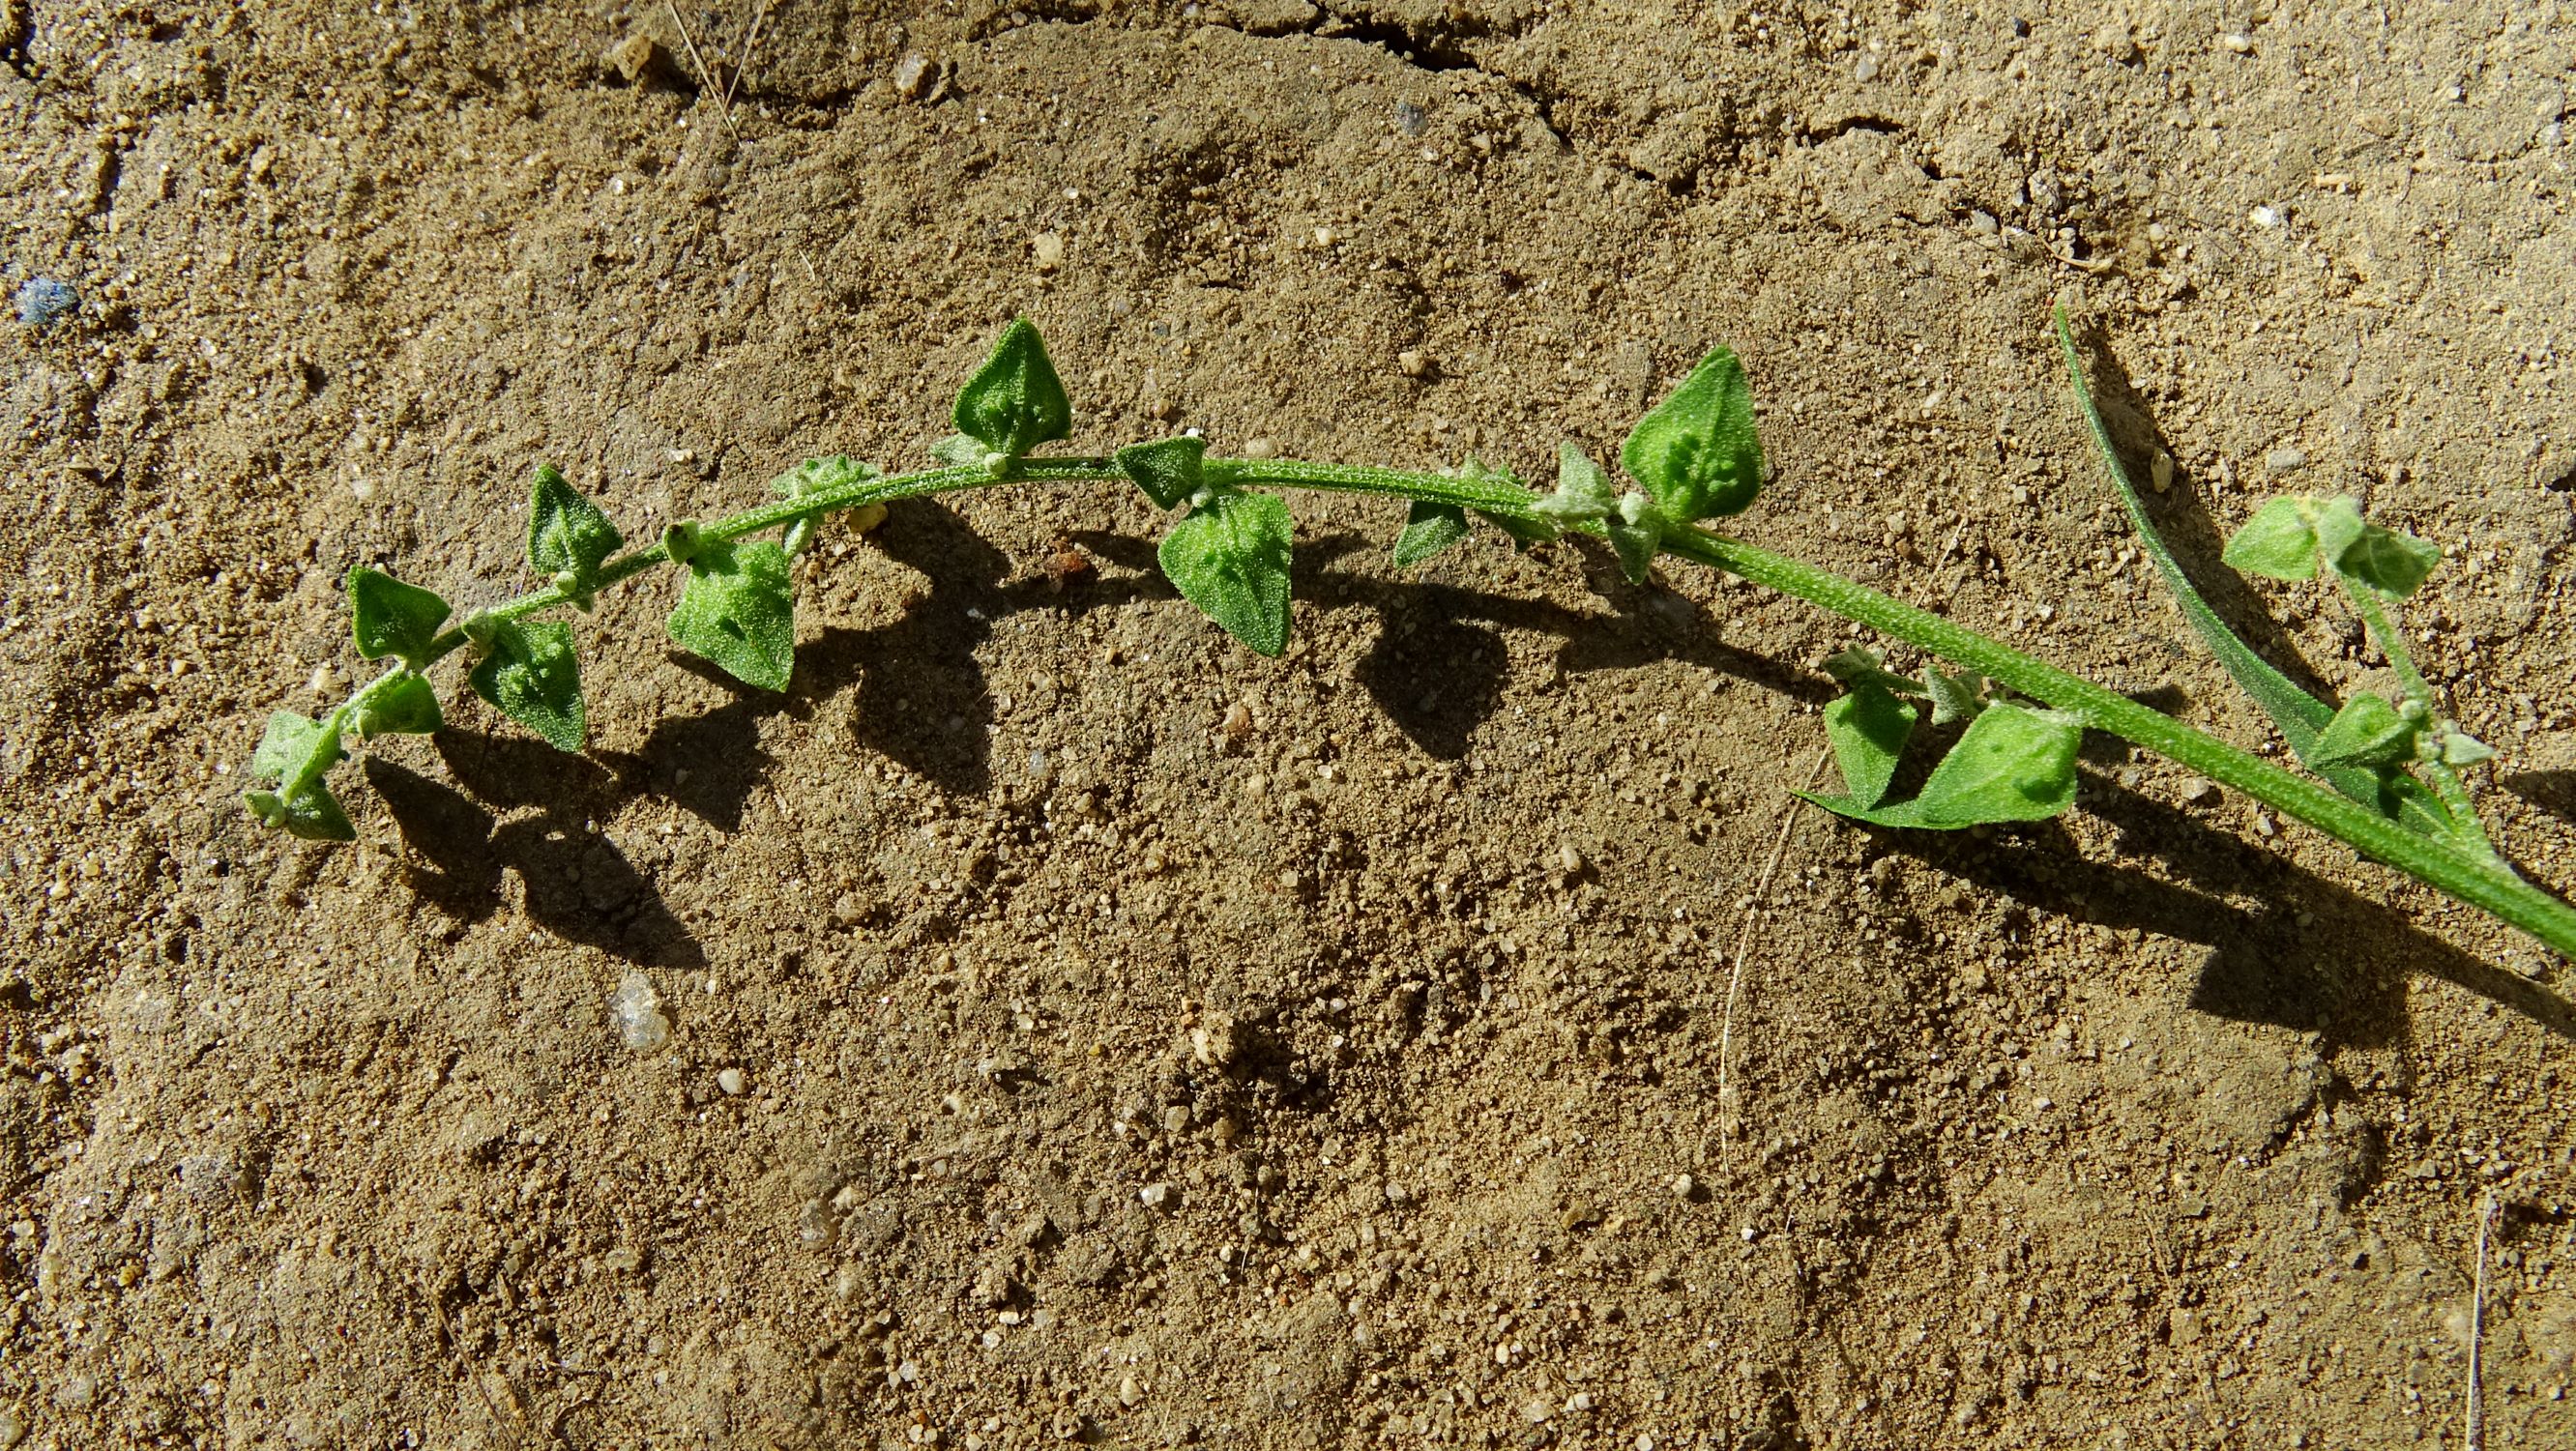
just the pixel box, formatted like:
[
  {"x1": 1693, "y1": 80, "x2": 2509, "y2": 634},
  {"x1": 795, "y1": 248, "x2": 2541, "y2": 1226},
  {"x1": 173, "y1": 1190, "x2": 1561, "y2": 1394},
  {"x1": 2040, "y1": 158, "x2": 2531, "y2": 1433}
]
[
  {"x1": 310, "y1": 450, "x2": 2576, "y2": 958},
  {"x1": 2334, "y1": 572, "x2": 2492, "y2": 852},
  {"x1": 1661, "y1": 527, "x2": 2573, "y2": 954}
]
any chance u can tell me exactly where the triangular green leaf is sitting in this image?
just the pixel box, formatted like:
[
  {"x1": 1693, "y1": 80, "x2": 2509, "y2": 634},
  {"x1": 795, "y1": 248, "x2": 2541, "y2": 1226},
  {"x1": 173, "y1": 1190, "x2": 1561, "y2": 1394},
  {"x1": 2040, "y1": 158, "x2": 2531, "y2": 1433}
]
[
  {"x1": 931, "y1": 433, "x2": 1000, "y2": 470},
  {"x1": 1605, "y1": 515, "x2": 1661, "y2": 584},
  {"x1": 1925, "y1": 668, "x2": 1987, "y2": 726},
  {"x1": 2333, "y1": 521, "x2": 2443, "y2": 599},
  {"x1": 667, "y1": 539, "x2": 797, "y2": 691},
  {"x1": 951, "y1": 318, "x2": 1071, "y2": 459},
  {"x1": 1909, "y1": 702, "x2": 2083, "y2": 824},
  {"x1": 1159, "y1": 489, "x2": 1293, "y2": 657},
  {"x1": 245, "y1": 710, "x2": 355, "y2": 841},
  {"x1": 2310, "y1": 496, "x2": 2368, "y2": 568},
  {"x1": 2220, "y1": 497, "x2": 2321, "y2": 580},
  {"x1": 2441, "y1": 730, "x2": 2494, "y2": 767},
  {"x1": 346, "y1": 567, "x2": 452, "y2": 668},
  {"x1": 1392, "y1": 500, "x2": 1469, "y2": 566},
  {"x1": 1824, "y1": 682, "x2": 1918, "y2": 811},
  {"x1": 354, "y1": 675, "x2": 444, "y2": 738},
  {"x1": 251, "y1": 709, "x2": 343, "y2": 782},
  {"x1": 1620, "y1": 345, "x2": 1763, "y2": 523},
  {"x1": 527, "y1": 465, "x2": 624, "y2": 585},
  {"x1": 1115, "y1": 437, "x2": 1207, "y2": 511},
  {"x1": 2310, "y1": 693, "x2": 2420, "y2": 769},
  {"x1": 1809, "y1": 703, "x2": 2081, "y2": 828},
  {"x1": 469, "y1": 619, "x2": 587, "y2": 751},
  {"x1": 1534, "y1": 441, "x2": 1617, "y2": 520},
  {"x1": 242, "y1": 782, "x2": 357, "y2": 842}
]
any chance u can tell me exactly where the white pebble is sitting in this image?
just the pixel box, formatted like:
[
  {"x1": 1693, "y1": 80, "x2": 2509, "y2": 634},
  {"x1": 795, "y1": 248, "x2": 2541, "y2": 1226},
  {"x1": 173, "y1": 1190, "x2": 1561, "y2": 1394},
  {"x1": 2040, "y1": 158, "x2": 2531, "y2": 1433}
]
[
  {"x1": 717, "y1": 1067, "x2": 746, "y2": 1095},
  {"x1": 1138, "y1": 1182, "x2": 1171, "y2": 1208},
  {"x1": 609, "y1": 972, "x2": 670, "y2": 1050},
  {"x1": 2248, "y1": 205, "x2": 2282, "y2": 229}
]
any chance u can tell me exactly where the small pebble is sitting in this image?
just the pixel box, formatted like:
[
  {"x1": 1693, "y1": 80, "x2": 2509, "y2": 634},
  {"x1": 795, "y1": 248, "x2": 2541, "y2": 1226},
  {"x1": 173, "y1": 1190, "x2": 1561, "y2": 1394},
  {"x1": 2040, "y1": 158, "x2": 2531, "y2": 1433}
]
[
  {"x1": 610, "y1": 972, "x2": 671, "y2": 1050},
  {"x1": 2221, "y1": 32, "x2": 2254, "y2": 53},
  {"x1": 1031, "y1": 232, "x2": 1064, "y2": 274},
  {"x1": 717, "y1": 1067, "x2": 746, "y2": 1095},
  {"x1": 1138, "y1": 1181, "x2": 1172, "y2": 1208},
  {"x1": 13, "y1": 276, "x2": 76, "y2": 328},
  {"x1": 2248, "y1": 205, "x2": 2283, "y2": 229},
  {"x1": 2151, "y1": 450, "x2": 2175, "y2": 493},
  {"x1": 1671, "y1": 1173, "x2": 1695, "y2": 1200},
  {"x1": 1397, "y1": 349, "x2": 1429, "y2": 378},
  {"x1": 2265, "y1": 446, "x2": 2307, "y2": 472},
  {"x1": 1161, "y1": 1104, "x2": 1190, "y2": 1135},
  {"x1": 602, "y1": 32, "x2": 665, "y2": 85},
  {"x1": 1242, "y1": 437, "x2": 1278, "y2": 460},
  {"x1": 1118, "y1": 1375, "x2": 1143, "y2": 1408},
  {"x1": 2179, "y1": 776, "x2": 2219, "y2": 806}
]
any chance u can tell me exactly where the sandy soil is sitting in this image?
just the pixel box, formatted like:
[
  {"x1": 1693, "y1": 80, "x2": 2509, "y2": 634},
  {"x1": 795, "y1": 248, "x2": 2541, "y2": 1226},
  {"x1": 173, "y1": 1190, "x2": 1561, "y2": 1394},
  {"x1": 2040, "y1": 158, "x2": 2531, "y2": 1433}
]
[{"x1": 4, "y1": 1, "x2": 2574, "y2": 1446}]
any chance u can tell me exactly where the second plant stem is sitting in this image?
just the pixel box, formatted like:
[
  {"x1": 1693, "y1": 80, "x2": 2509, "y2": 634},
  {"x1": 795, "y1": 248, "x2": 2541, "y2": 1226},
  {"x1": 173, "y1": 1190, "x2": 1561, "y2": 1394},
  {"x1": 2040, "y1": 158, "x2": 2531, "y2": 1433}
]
[{"x1": 343, "y1": 451, "x2": 2575, "y2": 958}]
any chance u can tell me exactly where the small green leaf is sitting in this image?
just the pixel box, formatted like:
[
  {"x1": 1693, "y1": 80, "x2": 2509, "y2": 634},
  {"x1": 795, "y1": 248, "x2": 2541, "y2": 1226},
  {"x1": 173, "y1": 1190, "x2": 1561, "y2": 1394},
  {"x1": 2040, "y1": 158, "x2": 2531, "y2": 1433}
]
[
  {"x1": 2441, "y1": 729, "x2": 2495, "y2": 767},
  {"x1": 2310, "y1": 692, "x2": 2421, "y2": 769},
  {"x1": 1924, "y1": 667, "x2": 1987, "y2": 726},
  {"x1": 1824, "y1": 682, "x2": 1919, "y2": 811},
  {"x1": 1620, "y1": 344, "x2": 1763, "y2": 523},
  {"x1": 346, "y1": 567, "x2": 452, "y2": 668},
  {"x1": 1605, "y1": 496, "x2": 1664, "y2": 584},
  {"x1": 1908, "y1": 703, "x2": 2084, "y2": 824},
  {"x1": 667, "y1": 538, "x2": 798, "y2": 691},
  {"x1": 2221, "y1": 497, "x2": 2322, "y2": 580},
  {"x1": 1115, "y1": 436, "x2": 1207, "y2": 511},
  {"x1": 951, "y1": 318, "x2": 1071, "y2": 459},
  {"x1": 354, "y1": 675, "x2": 444, "y2": 738},
  {"x1": 931, "y1": 433, "x2": 1002, "y2": 471},
  {"x1": 469, "y1": 619, "x2": 587, "y2": 751},
  {"x1": 1392, "y1": 500, "x2": 1469, "y2": 566},
  {"x1": 244, "y1": 710, "x2": 355, "y2": 841},
  {"x1": 2310, "y1": 496, "x2": 2368, "y2": 568},
  {"x1": 1804, "y1": 702, "x2": 2082, "y2": 828},
  {"x1": 242, "y1": 783, "x2": 357, "y2": 842},
  {"x1": 527, "y1": 465, "x2": 624, "y2": 587},
  {"x1": 1159, "y1": 489, "x2": 1293, "y2": 657},
  {"x1": 2333, "y1": 520, "x2": 2443, "y2": 599},
  {"x1": 1823, "y1": 647, "x2": 1926, "y2": 698},
  {"x1": 1534, "y1": 442, "x2": 1618, "y2": 520},
  {"x1": 251, "y1": 709, "x2": 343, "y2": 782}
]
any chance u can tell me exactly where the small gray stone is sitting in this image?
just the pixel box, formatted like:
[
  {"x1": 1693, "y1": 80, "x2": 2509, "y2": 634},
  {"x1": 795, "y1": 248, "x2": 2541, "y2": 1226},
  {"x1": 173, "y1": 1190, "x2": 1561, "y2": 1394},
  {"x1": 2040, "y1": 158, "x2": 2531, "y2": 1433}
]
[{"x1": 2265, "y1": 446, "x2": 2308, "y2": 473}]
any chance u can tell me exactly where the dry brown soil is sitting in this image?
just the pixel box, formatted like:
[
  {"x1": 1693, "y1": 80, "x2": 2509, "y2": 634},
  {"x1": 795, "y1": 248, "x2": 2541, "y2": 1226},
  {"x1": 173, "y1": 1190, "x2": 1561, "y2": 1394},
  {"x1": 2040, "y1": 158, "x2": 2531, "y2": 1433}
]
[{"x1": 5, "y1": 1, "x2": 2576, "y2": 1447}]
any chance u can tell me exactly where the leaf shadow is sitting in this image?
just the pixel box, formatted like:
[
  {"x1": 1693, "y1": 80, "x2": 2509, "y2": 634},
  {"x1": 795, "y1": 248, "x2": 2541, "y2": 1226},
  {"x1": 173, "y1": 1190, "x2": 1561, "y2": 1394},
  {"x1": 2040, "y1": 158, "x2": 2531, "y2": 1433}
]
[
  {"x1": 365, "y1": 752, "x2": 705, "y2": 968},
  {"x1": 1293, "y1": 531, "x2": 1829, "y2": 759},
  {"x1": 2061, "y1": 320, "x2": 2346, "y2": 706},
  {"x1": 1855, "y1": 780, "x2": 2573, "y2": 1045}
]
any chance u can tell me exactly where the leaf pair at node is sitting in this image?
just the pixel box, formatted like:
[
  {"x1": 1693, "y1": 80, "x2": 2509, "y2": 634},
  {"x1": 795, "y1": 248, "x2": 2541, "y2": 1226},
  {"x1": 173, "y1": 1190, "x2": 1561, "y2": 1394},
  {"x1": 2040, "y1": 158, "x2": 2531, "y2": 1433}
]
[
  {"x1": 1116, "y1": 436, "x2": 1293, "y2": 657},
  {"x1": 462, "y1": 463, "x2": 629, "y2": 752},
  {"x1": 2223, "y1": 494, "x2": 2443, "y2": 598},
  {"x1": 243, "y1": 710, "x2": 356, "y2": 841},
  {"x1": 1535, "y1": 345, "x2": 1764, "y2": 583},
  {"x1": 933, "y1": 319, "x2": 1072, "y2": 474},
  {"x1": 1803, "y1": 649, "x2": 2084, "y2": 828},
  {"x1": 344, "y1": 567, "x2": 451, "y2": 739}
]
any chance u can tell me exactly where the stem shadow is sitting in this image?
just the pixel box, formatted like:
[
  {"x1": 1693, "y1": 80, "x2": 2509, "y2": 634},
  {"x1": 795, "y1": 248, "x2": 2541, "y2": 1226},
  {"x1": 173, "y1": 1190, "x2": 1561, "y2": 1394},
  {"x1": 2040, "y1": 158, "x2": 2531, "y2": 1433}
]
[{"x1": 1857, "y1": 780, "x2": 2573, "y2": 1045}]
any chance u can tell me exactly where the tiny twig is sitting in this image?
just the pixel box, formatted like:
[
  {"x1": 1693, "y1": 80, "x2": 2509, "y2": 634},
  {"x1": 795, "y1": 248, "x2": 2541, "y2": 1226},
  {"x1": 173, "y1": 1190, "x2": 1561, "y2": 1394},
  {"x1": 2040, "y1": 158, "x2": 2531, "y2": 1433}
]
[
  {"x1": 666, "y1": 1, "x2": 742, "y2": 145},
  {"x1": 1716, "y1": 744, "x2": 1832, "y2": 1157},
  {"x1": 721, "y1": 0, "x2": 774, "y2": 112},
  {"x1": 2467, "y1": 1190, "x2": 2496, "y2": 1451}
]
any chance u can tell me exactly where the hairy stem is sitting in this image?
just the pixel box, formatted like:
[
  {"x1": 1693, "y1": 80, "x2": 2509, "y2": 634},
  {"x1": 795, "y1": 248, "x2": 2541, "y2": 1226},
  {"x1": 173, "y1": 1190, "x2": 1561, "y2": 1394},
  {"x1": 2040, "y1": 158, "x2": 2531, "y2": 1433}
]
[{"x1": 307, "y1": 450, "x2": 2574, "y2": 958}]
